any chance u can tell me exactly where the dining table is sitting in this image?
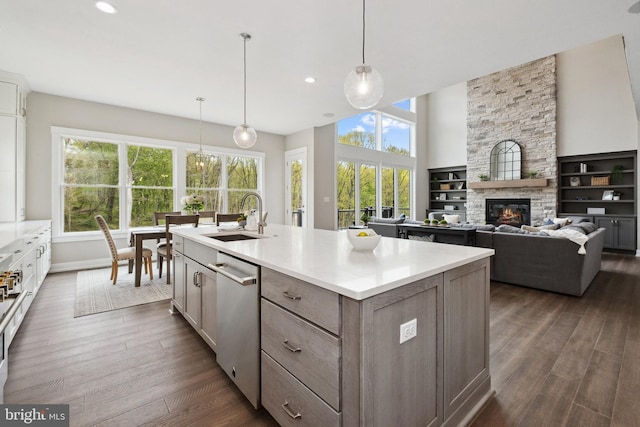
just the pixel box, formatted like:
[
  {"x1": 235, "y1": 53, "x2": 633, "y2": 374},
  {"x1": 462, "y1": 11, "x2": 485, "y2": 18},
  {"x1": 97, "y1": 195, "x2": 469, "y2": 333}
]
[{"x1": 129, "y1": 227, "x2": 166, "y2": 287}]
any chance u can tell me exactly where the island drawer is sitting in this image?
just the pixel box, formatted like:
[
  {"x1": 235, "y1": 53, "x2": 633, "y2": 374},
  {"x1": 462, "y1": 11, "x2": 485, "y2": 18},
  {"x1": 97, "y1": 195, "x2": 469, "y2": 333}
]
[
  {"x1": 262, "y1": 351, "x2": 340, "y2": 427},
  {"x1": 261, "y1": 268, "x2": 340, "y2": 335},
  {"x1": 182, "y1": 238, "x2": 217, "y2": 267},
  {"x1": 261, "y1": 299, "x2": 340, "y2": 410}
]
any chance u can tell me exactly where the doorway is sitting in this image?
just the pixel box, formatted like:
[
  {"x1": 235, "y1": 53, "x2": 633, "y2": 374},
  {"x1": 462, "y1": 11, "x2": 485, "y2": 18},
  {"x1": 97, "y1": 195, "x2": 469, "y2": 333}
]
[{"x1": 285, "y1": 148, "x2": 307, "y2": 227}]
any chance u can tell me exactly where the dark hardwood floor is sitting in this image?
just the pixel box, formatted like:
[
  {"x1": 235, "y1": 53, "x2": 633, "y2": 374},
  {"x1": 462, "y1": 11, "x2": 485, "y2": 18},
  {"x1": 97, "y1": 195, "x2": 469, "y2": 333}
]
[{"x1": 4, "y1": 252, "x2": 639, "y2": 426}]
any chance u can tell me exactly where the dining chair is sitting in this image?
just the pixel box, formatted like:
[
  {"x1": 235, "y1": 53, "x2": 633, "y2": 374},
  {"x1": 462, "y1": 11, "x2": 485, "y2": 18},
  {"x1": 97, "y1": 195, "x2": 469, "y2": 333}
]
[
  {"x1": 216, "y1": 213, "x2": 243, "y2": 225},
  {"x1": 198, "y1": 210, "x2": 217, "y2": 224},
  {"x1": 153, "y1": 211, "x2": 181, "y2": 269},
  {"x1": 157, "y1": 214, "x2": 199, "y2": 283},
  {"x1": 95, "y1": 214, "x2": 153, "y2": 285}
]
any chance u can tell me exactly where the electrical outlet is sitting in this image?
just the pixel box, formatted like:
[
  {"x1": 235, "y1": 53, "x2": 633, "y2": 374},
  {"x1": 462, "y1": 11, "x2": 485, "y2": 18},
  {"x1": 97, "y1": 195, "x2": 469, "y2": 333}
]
[{"x1": 399, "y1": 318, "x2": 417, "y2": 344}]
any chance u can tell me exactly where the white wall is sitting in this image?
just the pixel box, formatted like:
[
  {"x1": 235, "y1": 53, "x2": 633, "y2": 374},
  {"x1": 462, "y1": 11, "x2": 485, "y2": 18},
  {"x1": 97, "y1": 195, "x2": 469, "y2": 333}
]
[
  {"x1": 425, "y1": 82, "x2": 468, "y2": 169},
  {"x1": 26, "y1": 92, "x2": 285, "y2": 270},
  {"x1": 313, "y1": 124, "x2": 336, "y2": 230},
  {"x1": 557, "y1": 35, "x2": 638, "y2": 156}
]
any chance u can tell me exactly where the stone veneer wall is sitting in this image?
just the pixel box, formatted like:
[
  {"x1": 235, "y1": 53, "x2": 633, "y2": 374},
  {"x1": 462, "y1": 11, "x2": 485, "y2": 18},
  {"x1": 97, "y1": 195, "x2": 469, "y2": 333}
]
[{"x1": 467, "y1": 56, "x2": 557, "y2": 225}]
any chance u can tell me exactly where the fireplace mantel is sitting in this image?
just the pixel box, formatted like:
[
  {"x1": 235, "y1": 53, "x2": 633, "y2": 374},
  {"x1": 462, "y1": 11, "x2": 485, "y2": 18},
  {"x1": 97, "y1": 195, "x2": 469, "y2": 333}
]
[{"x1": 468, "y1": 178, "x2": 548, "y2": 189}]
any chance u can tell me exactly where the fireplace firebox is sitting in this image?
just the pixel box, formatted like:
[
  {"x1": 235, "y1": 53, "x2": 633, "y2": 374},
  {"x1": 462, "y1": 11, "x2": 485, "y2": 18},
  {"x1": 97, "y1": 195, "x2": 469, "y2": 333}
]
[{"x1": 486, "y1": 198, "x2": 531, "y2": 226}]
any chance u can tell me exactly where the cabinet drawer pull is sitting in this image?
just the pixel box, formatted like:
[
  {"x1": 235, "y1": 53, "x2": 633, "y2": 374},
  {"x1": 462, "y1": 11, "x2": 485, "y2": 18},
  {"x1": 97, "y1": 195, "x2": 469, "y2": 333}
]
[
  {"x1": 282, "y1": 291, "x2": 301, "y2": 301},
  {"x1": 281, "y1": 339, "x2": 301, "y2": 353},
  {"x1": 281, "y1": 401, "x2": 301, "y2": 419}
]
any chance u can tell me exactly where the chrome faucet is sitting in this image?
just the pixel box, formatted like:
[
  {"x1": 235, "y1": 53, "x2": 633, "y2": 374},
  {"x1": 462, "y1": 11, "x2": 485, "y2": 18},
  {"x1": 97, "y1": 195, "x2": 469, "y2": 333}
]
[{"x1": 240, "y1": 192, "x2": 266, "y2": 234}]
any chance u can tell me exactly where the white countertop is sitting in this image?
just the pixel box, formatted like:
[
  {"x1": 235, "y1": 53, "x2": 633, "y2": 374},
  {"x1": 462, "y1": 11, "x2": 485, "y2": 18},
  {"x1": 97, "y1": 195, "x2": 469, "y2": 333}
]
[
  {"x1": 172, "y1": 224, "x2": 494, "y2": 300},
  {"x1": 0, "y1": 220, "x2": 51, "y2": 248}
]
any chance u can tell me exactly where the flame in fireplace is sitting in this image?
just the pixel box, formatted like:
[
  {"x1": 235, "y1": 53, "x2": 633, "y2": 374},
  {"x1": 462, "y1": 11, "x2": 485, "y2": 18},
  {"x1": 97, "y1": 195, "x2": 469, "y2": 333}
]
[{"x1": 500, "y1": 207, "x2": 522, "y2": 224}]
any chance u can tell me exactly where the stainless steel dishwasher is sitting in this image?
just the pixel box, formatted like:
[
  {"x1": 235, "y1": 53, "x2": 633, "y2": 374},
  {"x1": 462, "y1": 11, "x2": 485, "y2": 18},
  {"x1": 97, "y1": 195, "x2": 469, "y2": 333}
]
[{"x1": 209, "y1": 253, "x2": 260, "y2": 409}]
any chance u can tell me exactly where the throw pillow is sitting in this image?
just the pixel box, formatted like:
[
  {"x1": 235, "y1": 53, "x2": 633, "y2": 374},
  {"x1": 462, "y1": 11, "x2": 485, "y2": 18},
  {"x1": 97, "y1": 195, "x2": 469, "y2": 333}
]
[
  {"x1": 552, "y1": 218, "x2": 572, "y2": 227},
  {"x1": 566, "y1": 222, "x2": 598, "y2": 235},
  {"x1": 443, "y1": 214, "x2": 460, "y2": 224}
]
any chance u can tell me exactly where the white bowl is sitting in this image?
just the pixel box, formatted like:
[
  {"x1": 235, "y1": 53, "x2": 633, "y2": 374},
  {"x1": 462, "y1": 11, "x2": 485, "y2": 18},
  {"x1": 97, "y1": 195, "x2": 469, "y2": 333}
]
[{"x1": 346, "y1": 229, "x2": 381, "y2": 251}]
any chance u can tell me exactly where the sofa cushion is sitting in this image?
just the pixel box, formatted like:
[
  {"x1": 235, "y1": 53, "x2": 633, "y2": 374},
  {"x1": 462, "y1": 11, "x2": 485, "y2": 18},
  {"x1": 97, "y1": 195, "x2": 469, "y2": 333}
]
[
  {"x1": 497, "y1": 224, "x2": 533, "y2": 234},
  {"x1": 449, "y1": 223, "x2": 496, "y2": 232},
  {"x1": 369, "y1": 216, "x2": 405, "y2": 224},
  {"x1": 521, "y1": 223, "x2": 560, "y2": 233}
]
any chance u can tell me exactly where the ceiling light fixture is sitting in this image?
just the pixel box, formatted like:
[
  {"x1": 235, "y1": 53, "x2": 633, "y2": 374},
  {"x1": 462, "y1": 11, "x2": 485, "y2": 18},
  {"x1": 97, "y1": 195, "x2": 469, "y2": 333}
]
[
  {"x1": 195, "y1": 97, "x2": 206, "y2": 169},
  {"x1": 95, "y1": 1, "x2": 118, "y2": 14},
  {"x1": 629, "y1": 1, "x2": 640, "y2": 13},
  {"x1": 344, "y1": 0, "x2": 383, "y2": 109},
  {"x1": 233, "y1": 33, "x2": 257, "y2": 149},
  {"x1": 305, "y1": 77, "x2": 317, "y2": 83}
]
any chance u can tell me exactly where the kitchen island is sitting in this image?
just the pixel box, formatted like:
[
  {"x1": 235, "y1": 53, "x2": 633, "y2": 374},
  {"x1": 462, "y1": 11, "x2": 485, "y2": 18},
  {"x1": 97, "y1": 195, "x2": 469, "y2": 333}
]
[{"x1": 171, "y1": 224, "x2": 494, "y2": 427}]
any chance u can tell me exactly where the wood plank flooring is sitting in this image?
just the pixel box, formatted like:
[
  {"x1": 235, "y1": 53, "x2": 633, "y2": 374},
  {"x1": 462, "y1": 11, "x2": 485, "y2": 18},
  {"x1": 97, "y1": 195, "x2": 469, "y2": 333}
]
[{"x1": 4, "y1": 252, "x2": 640, "y2": 426}]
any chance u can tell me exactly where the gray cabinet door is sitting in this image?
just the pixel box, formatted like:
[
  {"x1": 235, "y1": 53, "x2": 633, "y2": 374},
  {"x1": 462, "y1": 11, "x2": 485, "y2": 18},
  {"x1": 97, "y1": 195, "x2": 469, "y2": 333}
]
[
  {"x1": 172, "y1": 251, "x2": 186, "y2": 312},
  {"x1": 595, "y1": 217, "x2": 636, "y2": 250},
  {"x1": 199, "y1": 266, "x2": 217, "y2": 351},
  {"x1": 184, "y1": 257, "x2": 202, "y2": 328}
]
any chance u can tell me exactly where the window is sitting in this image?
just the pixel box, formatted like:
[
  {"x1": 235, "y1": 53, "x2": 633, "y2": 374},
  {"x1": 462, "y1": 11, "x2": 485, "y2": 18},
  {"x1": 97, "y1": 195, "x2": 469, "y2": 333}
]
[
  {"x1": 62, "y1": 139, "x2": 173, "y2": 231},
  {"x1": 381, "y1": 114, "x2": 411, "y2": 155},
  {"x1": 336, "y1": 102, "x2": 416, "y2": 227},
  {"x1": 393, "y1": 99, "x2": 413, "y2": 112},
  {"x1": 52, "y1": 127, "x2": 264, "y2": 240}
]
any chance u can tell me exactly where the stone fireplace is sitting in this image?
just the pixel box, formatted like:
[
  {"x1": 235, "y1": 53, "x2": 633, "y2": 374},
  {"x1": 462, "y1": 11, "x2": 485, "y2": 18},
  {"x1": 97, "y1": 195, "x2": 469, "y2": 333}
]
[{"x1": 466, "y1": 56, "x2": 558, "y2": 225}]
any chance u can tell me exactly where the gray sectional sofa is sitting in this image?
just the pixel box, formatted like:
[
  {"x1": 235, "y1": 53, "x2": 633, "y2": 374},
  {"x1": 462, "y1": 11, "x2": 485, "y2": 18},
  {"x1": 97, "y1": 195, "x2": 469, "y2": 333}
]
[{"x1": 368, "y1": 217, "x2": 606, "y2": 296}]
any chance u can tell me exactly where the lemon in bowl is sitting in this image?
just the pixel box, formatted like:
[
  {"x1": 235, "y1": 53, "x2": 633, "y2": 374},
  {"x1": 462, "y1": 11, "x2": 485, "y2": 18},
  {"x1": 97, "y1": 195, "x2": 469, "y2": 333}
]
[{"x1": 346, "y1": 229, "x2": 381, "y2": 251}]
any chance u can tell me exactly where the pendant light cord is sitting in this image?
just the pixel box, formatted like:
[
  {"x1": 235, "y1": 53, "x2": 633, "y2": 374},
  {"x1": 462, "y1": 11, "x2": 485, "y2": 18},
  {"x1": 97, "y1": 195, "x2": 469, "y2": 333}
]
[
  {"x1": 361, "y1": 0, "x2": 366, "y2": 65},
  {"x1": 243, "y1": 34, "x2": 248, "y2": 125}
]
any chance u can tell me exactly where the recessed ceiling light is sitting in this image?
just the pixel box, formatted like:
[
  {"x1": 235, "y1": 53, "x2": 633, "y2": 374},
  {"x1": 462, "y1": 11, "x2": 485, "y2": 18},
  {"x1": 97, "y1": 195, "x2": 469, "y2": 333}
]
[
  {"x1": 304, "y1": 77, "x2": 317, "y2": 84},
  {"x1": 95, "y1": 1, "x2": 118, "y2": 14},
  {"x1": 323, "y1": 113, "x2": 335, "y2": 118}
]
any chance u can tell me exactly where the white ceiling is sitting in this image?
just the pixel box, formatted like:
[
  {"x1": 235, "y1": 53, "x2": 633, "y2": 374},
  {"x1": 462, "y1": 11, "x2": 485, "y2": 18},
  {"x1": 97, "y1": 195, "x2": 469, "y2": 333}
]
[{"x1": 1, "y1": 0, "x2": 639, "y2": 136}]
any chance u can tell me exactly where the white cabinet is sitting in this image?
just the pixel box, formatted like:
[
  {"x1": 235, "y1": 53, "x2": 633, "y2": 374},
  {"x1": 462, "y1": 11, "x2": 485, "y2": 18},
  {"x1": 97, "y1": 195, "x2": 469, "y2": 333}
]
[{"x1": 0, "y1": 75, "x2": 28, "y2": 222}]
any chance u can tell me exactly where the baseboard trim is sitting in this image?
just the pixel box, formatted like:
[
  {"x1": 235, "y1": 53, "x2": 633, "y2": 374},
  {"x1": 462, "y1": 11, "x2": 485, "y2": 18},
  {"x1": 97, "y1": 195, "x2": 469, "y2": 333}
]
[{"x1": 50, "y1": 258, "x2": 135, "y2": 273}]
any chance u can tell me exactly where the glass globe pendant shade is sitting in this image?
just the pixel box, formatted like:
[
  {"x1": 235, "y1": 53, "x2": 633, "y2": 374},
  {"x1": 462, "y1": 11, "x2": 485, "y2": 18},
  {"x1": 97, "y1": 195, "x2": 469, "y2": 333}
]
[
  {"x1": 233, "y1": 124, "x2": 257, "y2": 148},
  {"x1": 344, "y1": 65, "x2": 384, "y2": 109}
]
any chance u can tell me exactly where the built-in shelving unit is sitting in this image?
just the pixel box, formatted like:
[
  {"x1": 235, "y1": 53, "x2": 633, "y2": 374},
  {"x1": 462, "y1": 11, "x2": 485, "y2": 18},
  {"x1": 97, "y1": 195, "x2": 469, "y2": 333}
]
[
  {"x1": 558, "y1": 150, "x2": 637, "y2": 251},
  {"x1": 428, "y1": 166, "x2": 467, "y2": 219}
]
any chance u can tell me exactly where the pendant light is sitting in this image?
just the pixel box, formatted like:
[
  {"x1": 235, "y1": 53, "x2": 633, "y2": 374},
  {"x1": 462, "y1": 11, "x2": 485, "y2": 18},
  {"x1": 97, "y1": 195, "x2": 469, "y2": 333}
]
[
  {"x1": 195, "y1": 97, "x2": 206, "y2": 169},
  {"x1": 344, "y1": 0, "x2": 384, "y2": 109},
  {"x1": 233, "y1": 33, "x2": 258, "y2": 148}
]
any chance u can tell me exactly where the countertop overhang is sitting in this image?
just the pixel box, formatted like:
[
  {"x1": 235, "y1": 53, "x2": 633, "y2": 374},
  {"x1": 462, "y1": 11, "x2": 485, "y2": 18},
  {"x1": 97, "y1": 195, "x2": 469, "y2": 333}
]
[{"x1": 172, "y1": 224, "x2": 494, "y2": 300}]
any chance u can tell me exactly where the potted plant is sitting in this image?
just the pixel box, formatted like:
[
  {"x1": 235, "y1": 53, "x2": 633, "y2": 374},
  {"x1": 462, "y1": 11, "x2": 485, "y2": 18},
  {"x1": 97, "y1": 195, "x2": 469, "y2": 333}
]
[
  {"x1": 237, "y1": 213, "x2": 247, "y2": 227},
  {"x1": 360, "y1": 212, "x2": 370, "y2": 226},
  {"x1": 478, "y1": 174, "x2": 489, "y2": 181},
  {"x1": 438, "y1": 219, "x2": 448, "y2": 227},
  {"x1": 526, "y1": 170, "x2": 538, "y2": 179},
  {"x1": 431, "y1": 219, "x2": 439, "y2": 226},
  {"x1": 611, "y1": 165, "x2": 624, "y2": 184}
]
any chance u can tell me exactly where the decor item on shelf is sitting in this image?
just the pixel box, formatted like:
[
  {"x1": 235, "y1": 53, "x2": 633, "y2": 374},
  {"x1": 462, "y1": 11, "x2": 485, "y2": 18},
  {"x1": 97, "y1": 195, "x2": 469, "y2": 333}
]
[
  {"x1": 233, "y1": 33, "x2": 257, "y2": 148},
  {"x1": 439, "y1": 183, "x2": 451, "y2": 190},
  {"x1": 570, "y1": 176, "x2": 581, "y2": 187},
  {"x1": 181, "y1": 194, "x2": 204, "y2": 214},
  {"x1": 456, "y1": 182, "x2": 465, "y2": 190},
  {"x1": 194, "y1": 97, "x2": 207, "y2": 169},
  {"x1": 438, "y1": 219, "x2": 448, "y2": 226},
  {"x1": 611, "y1": 165, "x2": 624, "y2": 183},
  {"x1": 478, "y1": 174, "x2": 489, "y2": 181},
  {"x1": 587, "y1": 207, "x2": 605, "y2": 214},
  {"x1": 444, "y1": 205, "x2": 456, "y2": 211},
  {"x1": 613, "y1": 192, "x2": 621, "y2": 200},
  {"x1": 344, "y1": 0, "x2": 384, "y2": 109},
  {"x1": 526, "y1": 170, "x2": 538, "y2": 179},
  {"x1": 438, "y1": 193, "x2": 447, "y2": 201},
  {"x1": 591, "y1": 176, "x2": 610, "y2": 186},
  {"x1": 431, "y1": 219, "x2": 439, "y2": 225},
  {"x1": 602, "y1": 190, "x2": 614, "y2": 200}
]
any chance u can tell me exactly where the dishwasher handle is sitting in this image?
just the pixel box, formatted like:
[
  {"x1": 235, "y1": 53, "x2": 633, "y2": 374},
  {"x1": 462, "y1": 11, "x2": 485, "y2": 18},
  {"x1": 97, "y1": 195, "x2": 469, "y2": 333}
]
[{"x1": 208, "y1": 263, "x2": 256, "y2": 286}]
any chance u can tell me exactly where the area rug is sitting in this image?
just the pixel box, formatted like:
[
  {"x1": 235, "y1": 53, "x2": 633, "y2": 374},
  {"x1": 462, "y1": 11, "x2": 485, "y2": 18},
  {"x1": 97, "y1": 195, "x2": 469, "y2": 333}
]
[{"x1": 74, "y1": 265, "x2": 171, "y2": 317}]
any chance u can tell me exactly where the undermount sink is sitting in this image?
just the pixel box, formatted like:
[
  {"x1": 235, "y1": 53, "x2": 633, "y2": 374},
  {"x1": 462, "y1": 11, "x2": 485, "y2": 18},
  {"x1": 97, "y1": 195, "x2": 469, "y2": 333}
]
[{"x1": 209, "y1": 233, "x2": 261, "y2": 242}]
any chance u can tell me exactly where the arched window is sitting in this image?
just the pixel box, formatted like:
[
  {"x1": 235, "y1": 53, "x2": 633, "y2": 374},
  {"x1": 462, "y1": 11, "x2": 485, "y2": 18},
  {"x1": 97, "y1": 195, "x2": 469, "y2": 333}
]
[{"x1": 490, "y1": 140, "x2": 521, "y2": 180}]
